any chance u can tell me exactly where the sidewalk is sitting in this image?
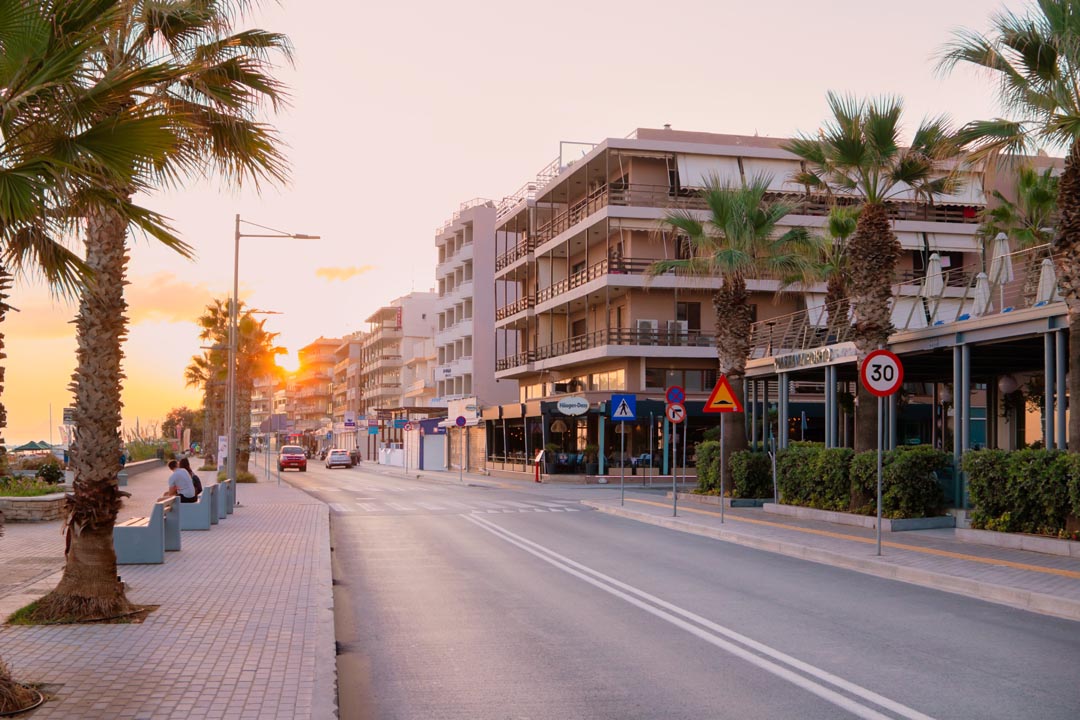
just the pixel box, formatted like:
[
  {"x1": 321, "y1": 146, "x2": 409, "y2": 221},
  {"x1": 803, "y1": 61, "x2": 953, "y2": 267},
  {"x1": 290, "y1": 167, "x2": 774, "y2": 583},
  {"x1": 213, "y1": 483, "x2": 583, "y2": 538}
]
[
  {"x1": 0, "y1": 463, "x2": 336, "y2": 719},
  {"x1": 585, "y1": 492, "x2": 1080, "y2": 623}
]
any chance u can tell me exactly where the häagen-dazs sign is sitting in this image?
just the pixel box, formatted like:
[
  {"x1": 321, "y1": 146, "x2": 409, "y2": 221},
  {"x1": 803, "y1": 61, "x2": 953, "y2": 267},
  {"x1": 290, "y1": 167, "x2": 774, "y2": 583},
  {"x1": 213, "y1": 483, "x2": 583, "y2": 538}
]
[
  {"x1": 556, "y1": 396, "x2": 590, "y2": 416},
  {"x1": 774, "y1": 342, "x2": 857, "y2": 371}
]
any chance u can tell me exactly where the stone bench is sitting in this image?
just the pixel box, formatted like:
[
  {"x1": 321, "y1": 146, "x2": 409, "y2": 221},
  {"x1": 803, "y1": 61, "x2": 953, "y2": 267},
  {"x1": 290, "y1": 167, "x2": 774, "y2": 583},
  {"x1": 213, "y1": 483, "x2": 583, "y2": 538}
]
[
  {"x1": 179, "y1": 483, "x2": 216, "y2": 530},
  {"x1": 114, "y1": 497, "x2": 178, "y2": 564}
]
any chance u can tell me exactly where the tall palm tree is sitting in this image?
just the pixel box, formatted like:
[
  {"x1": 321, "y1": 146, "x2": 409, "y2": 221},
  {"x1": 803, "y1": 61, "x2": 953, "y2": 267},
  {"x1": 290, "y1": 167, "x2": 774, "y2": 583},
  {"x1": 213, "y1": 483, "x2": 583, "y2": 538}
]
[
  {"x1": 805, "y1": 205, "x2": 859, "y2": 340},
  {"x1": 939, "y1": 1, "x2": 1080, "y2": 448},
  {"x1": 30, "y1": 1, "x2": 291, "y2": 623},
  {"x1": 650, "y1": 175, "x2": 816, "y2": 486},
  {"x1": 234, "y1": 313, "x2": 285, "y2": 472},
  {"x1": 784, "y1": 93, "x2": 961, "y2": 452}
]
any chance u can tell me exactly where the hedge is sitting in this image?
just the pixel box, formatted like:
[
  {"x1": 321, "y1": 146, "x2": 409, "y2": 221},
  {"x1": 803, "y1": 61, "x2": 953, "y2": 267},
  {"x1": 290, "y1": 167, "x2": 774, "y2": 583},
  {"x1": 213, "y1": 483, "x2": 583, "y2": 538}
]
[
  {"x1": 694, "y1": 441, "x2": 721, "y2": 494},
  {"x1": 730, "y1": 451, "x2": 772, "y2": 498},
  {"x1": 963, "y1": 449, "x2": 1080, "y2": 537},
  {"x1": 776, "y1": 443, "x2": 947, "y2": 519},
  {"x1": 849, "y1": 446, "x2": 949, "y2": 519}
]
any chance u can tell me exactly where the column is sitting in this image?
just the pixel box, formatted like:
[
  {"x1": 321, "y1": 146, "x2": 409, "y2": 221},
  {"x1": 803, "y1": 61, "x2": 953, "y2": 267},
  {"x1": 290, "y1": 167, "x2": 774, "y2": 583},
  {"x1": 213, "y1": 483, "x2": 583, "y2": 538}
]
[
  {"x1": 888, "y1": 392, "x2": 897, "y2": 450},
  {"x1": 763, "y1": 379, "x2": 771, "y2": 448},
  {"x1": 961, "y1": 343, "x2": 972, "y2": 452},
  {"x1": 662, "y1": 416, "x2": 670, "y2": 475},
  {"x1": 1057, "y1": 329, "x2": 1067, "y2": 450},
  {"x1": 751, "y1": 380, "x2": 758, "y2": 449},
  {"x1": 778, "y1": 373, "x2": 789, "y2": 450},
  {"x1": 824, "y1": 367, "x2": 833, "y2": 448},
  {"x1": 1045, "y1": 332, "x2": 1056, "y2": 449},
  {"x1": 598, "y1": 415, "x2": 606, "y2": 476},
  {"x1": 952, "y1": 346, "x2": 962, "y2": 463}
]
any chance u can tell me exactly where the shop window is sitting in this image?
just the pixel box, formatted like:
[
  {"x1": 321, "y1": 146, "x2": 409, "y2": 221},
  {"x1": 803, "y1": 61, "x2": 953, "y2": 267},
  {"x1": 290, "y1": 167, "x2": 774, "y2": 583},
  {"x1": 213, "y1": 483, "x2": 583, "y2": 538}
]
[{"x1": 645, "y1": 367, "x2": 665, "y2": 389}]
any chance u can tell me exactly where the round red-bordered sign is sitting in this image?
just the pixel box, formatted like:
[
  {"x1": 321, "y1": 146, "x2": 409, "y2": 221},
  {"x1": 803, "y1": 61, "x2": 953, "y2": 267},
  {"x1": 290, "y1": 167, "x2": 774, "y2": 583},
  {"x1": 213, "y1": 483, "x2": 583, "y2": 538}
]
[
  {"x1": 666, "y1": 403, "x2": 686, "y2": 424},
  {"x1": 860, "y1": 350, "x2": 904, "y2": 397}
]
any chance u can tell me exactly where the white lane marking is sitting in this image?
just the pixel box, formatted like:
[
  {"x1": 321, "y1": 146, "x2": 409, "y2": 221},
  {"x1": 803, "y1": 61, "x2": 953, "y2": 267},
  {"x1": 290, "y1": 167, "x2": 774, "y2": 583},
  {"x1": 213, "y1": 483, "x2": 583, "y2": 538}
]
[
  {"x1": 501, "y1": 501, "x2": 535, "y2": 508},
  {"x1": 416, "y1": 503, "x2": 444, "y2": 511},
  {"x1": 357, "y1": 503, "x2": 379, "y2": 512},
  {"x1": 386, "y1": 502, "x2": 413, "y2": 511},
  {"x1": 464, "y1": 515, "x2": 936, "y2": 720},
  {"x1": 564, "y1": 508, "x2": 580, "y2": 512},
  {"x1": 535, "y1": 501, "x2": 568, "y2": 508},
  {"x1": 328, "y1": 503, "x2": 350, "y2": 513},
  {"x1": 438, "y1": 500, "x2": 471, "y2": 509}
]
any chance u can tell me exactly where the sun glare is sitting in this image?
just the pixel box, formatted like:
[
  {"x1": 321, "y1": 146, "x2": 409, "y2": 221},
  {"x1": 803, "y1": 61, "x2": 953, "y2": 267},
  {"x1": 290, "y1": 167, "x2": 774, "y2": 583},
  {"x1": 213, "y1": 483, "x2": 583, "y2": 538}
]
[{"x1": 276, "y1": 353, "x2": 300, "y2": 373}]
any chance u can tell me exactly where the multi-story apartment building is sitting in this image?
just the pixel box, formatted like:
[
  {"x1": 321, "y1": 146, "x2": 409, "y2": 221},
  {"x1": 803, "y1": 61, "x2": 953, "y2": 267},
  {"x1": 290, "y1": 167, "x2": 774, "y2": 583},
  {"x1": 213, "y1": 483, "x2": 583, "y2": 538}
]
[
  {"x1": 331, "y1": 331, "x2": 365, "y2": 450},
  {"x1": 289, "y1": 337, "x2": 340, "y2": 449},
  {"x1": 360, "y1": 292, "x2": 439, "y2": 458},
  {"x1": 486, "y1": 127, "x2": 988, "y2": 474},
  {"x1": 434, "y1": 200, "x2": 519, "y2": 408},
  {"x1": 402, "y1": 336, "x2": 438, "y2": 409}
]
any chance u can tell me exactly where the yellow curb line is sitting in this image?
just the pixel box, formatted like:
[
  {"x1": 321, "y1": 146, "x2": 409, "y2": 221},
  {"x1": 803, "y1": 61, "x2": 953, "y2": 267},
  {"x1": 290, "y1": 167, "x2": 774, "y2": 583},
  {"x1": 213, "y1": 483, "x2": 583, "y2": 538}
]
[{"x1": 626, "y1": 499, "x2": 1080, "y2": 581}]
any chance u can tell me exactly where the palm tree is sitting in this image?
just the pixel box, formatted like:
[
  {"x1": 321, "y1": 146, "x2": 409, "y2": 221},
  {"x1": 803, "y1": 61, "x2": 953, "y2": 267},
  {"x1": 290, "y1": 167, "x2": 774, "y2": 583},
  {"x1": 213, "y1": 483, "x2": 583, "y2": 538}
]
[
  {"x1": 784, "y1": 93, "x2": 961, "y2": 451},
  {"x1": 30, "y1": 1, "x2": 291, "y2": 623},
  {"x1": 939, "y1": 1, "x2": 1080, "y2": 448},
  {"x1": 234, "y1": 314, "x2": 286, "y2": 473},
  {"x1": 805, "y1": 205, "x2": 859, "y2": 341},
  {"x1": 650, "y1": 175, "x2": 816, "y2": 487}
]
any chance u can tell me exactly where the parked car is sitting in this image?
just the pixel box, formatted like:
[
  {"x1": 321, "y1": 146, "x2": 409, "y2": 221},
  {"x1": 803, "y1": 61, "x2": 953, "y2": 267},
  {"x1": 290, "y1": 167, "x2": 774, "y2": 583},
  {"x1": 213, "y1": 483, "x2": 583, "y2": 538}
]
[
  {"x1": 278, "y1": 445, "x2": 307, "y2": 472},
  {"x1": 325, "y1": 449, "x2": 351, "y2": 469}
]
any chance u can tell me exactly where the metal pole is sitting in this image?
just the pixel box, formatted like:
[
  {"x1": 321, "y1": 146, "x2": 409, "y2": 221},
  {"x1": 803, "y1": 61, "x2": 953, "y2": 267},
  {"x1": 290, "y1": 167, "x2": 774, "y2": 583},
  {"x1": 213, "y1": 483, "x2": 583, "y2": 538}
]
[
  {"x1": 876, "y1": 395, "x2": 883, "y2": 557},
  {"x1": 719, "y1": 416, "x2": 725, "y2": 524},
  {"x1": 620, "y1": 422, "x2": 625, "y2": 506},
  {"x1": 751, "y1": 381, "x2": 758, "y2": 450},
  {"x1": 681, "y1": 415, "x2": 688, "y2": 495},
  {"x1": 647, "y1": 413, "x2": 653, "y2": 486},
  {"x1": 1057, "y1": 329, "x2": 1067, "y2": 450},
  {"x1": 228, "y1": 214, "x2": 240, "y2": 494},
  {"x1": 459, "y1": 426, "x2": 463, "y2": 484},
  {"x1": 671, "y1": 421, "x2": 677, "y2": 516}
]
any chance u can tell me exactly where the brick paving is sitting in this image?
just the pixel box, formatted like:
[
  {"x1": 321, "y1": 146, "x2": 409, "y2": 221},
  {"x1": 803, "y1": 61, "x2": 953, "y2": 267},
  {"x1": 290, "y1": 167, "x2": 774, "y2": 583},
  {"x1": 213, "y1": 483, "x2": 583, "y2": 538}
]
[
  {"x1": 585, "y1": 491, "x2": 1080, "y2": 621},
  {"x1": 0, "y1": 466, "x2": 335, "y2": 719}
]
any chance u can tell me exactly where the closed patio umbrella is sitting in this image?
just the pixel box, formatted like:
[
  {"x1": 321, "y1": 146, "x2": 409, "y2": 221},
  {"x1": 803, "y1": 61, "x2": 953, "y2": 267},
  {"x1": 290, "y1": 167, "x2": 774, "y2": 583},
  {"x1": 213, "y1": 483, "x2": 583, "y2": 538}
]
[
  {"x1": 921, "y1": 253, "x2": 946, "y2": 298},
  {"x1": 973, "y1": 272, "x2": 992, "y2": 316},
  {"x1": 1036, "y1": 257, "x2": 1060, "y2": 304},
  {"x1": 988, "y1": 233, "x2": 1014, "y2": 309}
]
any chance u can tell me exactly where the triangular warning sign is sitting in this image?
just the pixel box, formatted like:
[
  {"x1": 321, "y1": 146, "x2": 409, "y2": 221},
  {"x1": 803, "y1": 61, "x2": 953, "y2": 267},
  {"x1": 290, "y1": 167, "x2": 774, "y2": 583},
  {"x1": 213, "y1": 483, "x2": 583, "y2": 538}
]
[
  {"x1": 704, "y1": 374, "x2": 743, "y2": 413},
  {"x1": 613, "y1": 399, "x2": 634, "y2": 419}
]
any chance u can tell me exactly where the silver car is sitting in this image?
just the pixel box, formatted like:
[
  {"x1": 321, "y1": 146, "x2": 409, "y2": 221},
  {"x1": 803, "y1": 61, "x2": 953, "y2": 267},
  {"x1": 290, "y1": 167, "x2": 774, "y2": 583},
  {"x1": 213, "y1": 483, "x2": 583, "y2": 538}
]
[{"x1": 324, "y1": 448, "x2": 352, "y2": 469}]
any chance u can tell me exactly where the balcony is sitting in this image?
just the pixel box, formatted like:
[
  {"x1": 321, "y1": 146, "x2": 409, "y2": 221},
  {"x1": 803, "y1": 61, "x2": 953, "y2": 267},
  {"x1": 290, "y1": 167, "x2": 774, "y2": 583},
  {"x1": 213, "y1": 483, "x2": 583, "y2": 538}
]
[
  {"x1": 404, "y1": 379, "x2": 433, "y2": 398},
  {"x1": 495, "y1": 235, "x2": 537, "y2": 271},
  {"x1": 748, "y1": 243, "x2": 1063, "y2": 361},
  {"x1": 496, "y1": 327, "x2": 715, "y2": 371},
  {"x1": 495, "y1": 294, "x2": 536, "y2": 321}
]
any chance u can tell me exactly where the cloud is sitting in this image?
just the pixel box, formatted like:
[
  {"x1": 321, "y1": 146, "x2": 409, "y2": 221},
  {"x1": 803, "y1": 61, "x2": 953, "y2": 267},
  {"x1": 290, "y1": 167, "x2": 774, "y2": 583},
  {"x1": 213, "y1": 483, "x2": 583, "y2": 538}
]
[
  {"x1": 126, "y1": 272, "x2": 219, "y2": 324},
  {"x1": 315, "y1": 265, "x2": 376, "y2": 282}
]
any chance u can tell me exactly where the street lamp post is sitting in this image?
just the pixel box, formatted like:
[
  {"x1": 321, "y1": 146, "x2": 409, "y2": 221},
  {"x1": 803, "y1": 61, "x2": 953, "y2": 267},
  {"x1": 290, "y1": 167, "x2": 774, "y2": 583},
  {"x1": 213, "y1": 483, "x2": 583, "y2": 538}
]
[{"x1": 227, "y1": 216, "x2": 318, "y2": 492}]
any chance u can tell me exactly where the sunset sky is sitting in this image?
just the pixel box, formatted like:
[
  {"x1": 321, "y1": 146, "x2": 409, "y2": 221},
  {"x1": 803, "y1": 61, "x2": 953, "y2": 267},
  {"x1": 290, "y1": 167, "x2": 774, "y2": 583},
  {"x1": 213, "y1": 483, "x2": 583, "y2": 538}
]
[{"x1": 4, "y1": 0, "x2": 1012, "y2": 444}]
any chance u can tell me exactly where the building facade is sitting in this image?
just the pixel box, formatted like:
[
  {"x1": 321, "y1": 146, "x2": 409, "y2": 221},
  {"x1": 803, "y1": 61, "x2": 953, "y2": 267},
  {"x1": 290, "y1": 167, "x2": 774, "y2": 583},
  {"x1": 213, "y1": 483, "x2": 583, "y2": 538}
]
[{"x1": 289, "y1": 337, "x2": 340, "y2": 451}]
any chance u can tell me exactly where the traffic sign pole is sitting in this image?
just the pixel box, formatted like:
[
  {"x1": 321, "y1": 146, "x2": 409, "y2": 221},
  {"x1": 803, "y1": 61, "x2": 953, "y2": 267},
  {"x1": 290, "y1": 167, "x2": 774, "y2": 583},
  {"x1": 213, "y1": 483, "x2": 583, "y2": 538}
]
[
  {"x1": 719, "y1": 418, "x2": 725, "y2": 524},
  {"x1": 859, "y1": 349, "x2": 903, "y2": 557},
  {"x1": 672, "y1": 423, "x2": 678, "y2": 517},
  {"x1": 877, "y1": 395, "x2": 884, "y2": 557},
  {"x1": 620, "y1": 424, "x2": 626, "y2": 507}
]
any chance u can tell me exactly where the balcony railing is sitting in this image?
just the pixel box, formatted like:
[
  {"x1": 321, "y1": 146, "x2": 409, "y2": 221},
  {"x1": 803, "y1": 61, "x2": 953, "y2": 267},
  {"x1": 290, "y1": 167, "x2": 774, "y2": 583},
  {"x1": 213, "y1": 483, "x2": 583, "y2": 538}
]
[
  {"x1": 748, "y1": 243, "x2": 1062, "y2": 360},
  {"x1": 496, "y1": 327, "x2": 715, "y2": 371},
  {"x1": 495, "y1": 294, "x2": 536, "y2": 321},
  {"x1": 495, "y1": 235, "x2": 537, "y2": 271}
]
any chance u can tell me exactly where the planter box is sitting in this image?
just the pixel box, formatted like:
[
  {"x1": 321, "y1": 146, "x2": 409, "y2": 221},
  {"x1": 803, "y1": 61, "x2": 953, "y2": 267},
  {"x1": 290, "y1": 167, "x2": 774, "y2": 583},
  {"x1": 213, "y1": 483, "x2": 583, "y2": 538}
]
[
  {"x1": 672, "y1": 492, "x2": 770, "y2": 508},
  {"x1": 762, "y1": 502, "x2": 955, "y2": 532},
  {"x1": 0, "y1": 493, "x2": 66, "y2": 522},
  {"x1": 954, "y1": 527, "x2": 1080, "y2": 558}
]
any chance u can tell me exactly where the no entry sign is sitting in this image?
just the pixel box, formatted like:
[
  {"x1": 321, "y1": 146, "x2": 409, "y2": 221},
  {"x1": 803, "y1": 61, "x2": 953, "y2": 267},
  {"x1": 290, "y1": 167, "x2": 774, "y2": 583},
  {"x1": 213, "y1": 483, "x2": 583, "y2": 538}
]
[{"x1": 860, "y1": 349, "x2": 904, "y2": 398}]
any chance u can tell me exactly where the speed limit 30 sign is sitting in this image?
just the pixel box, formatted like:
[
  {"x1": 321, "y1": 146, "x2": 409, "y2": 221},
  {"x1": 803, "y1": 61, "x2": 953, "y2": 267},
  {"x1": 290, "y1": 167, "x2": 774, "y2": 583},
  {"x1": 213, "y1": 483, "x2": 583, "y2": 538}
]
[{"x1": 860, "y1": 349, "x2": 904, "y2": 397}]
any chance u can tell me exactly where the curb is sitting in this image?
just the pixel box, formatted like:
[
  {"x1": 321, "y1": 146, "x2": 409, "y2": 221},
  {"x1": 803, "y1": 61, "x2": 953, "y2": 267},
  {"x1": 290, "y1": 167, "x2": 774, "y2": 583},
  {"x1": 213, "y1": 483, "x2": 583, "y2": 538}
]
[
  {"x1": 312, "y1": 504, "x2": 338, "y2": 720},
  {"x1": 584, "y1": 501, "x2": 1080, "y2": 623}
]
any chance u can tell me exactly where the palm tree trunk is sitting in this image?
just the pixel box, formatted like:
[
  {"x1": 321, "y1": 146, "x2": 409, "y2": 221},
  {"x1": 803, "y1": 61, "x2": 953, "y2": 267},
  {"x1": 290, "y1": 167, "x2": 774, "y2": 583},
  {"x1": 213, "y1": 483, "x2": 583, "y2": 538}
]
[
  {"x1": 238, "y1": 379, "x2": 252, "y2": 473},
  {"x1": 0, "y1": 267, "x2": 10, "y2": 439},
  {"x1": 1054, "y1": 141, "x2": 1080, "y2": 451},
  {"x1": 713, "y1": 283, "x2": 751, "y2": 488},
  {"x1": 30, "y1": 205, "x2": 133, "y2": 621},
  {"x1": 848, "y1": 202, "x2": 900, "y2": 452}
]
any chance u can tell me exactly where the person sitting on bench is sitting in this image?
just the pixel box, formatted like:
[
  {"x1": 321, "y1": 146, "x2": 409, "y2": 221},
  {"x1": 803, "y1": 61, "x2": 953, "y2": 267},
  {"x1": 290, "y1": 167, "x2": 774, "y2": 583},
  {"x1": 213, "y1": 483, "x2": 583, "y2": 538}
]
[{"x1": 162, "y1": 458, "x2": 198, "y2": 503}]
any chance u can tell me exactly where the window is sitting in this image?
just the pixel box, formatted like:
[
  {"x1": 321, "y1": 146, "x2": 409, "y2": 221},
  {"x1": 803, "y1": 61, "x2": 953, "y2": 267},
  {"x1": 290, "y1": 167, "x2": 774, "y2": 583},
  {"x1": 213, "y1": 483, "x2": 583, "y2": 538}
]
[
  {"x1": 676, "y1": 302, "x2": 701, "y2": 331},
  {"x1": 571, "y1": 318, "x2": 587, "y2": 337}
]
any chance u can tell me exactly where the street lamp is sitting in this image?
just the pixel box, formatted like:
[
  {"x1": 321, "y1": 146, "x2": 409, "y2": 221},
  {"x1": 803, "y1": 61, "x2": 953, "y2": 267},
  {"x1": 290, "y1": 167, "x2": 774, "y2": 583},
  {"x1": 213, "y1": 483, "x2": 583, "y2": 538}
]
[{"x1": 227, "y1": 216, "x2": 318, "y2": 491}]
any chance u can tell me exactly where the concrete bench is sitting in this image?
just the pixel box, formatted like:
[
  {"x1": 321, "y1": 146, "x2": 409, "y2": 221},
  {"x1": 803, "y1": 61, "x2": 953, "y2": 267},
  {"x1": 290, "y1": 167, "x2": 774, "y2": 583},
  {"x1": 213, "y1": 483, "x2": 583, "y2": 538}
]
[
  {"x1": 215, "y1": 480, "x2": 228, "y2": 520},
  {"x1": 223, "y1": 477, "x2": 236, "y2": 514},
  {"x1": 180, "y1": 483, "x2": 216, "y2": 530},
  {"x1": 114, "y1": 497, "x2": 178, "y2": 564},
  {"x1": 207, "y1": 483, "x2": 220, "y2": 525}
]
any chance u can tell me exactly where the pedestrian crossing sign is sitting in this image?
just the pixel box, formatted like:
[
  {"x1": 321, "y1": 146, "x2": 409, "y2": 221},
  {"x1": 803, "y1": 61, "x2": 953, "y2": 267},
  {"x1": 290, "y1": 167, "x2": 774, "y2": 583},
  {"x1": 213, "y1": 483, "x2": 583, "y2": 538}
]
[
  {"x1": 610, "y1": 394, "x2": 636, "y2": 421},
  {"x1": 704, "y1": 375, "x2": 743, "y2": 413}
]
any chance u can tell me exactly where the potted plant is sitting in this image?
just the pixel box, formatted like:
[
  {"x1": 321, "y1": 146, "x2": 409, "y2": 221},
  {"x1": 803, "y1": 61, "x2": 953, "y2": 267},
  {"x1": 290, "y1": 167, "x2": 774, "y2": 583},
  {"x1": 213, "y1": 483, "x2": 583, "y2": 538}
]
[
  {"x1": 584, "y1": 444, "x2": 600, "y2": 475},
  {"x1": 544, "y1": 442, "x2": 561, "y2": 474}
]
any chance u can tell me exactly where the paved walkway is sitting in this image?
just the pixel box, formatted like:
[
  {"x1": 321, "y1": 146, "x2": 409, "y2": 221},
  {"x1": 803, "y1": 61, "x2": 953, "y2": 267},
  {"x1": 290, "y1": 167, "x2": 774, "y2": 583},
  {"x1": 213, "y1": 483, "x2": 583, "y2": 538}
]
[
  {"x1": 584, "y1": 491, "x2": 1080, "y2": 622},
  {"x1": 0, "y1": 464, "x2": 335, "y2": 719}
]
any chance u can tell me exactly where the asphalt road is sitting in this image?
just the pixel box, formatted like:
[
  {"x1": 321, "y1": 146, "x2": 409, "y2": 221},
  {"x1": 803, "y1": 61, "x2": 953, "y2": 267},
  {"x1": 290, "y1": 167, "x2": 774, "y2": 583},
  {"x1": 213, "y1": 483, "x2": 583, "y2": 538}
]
[{"x1": 282, "y1": 461, "x2": 1080, "y2": 720}]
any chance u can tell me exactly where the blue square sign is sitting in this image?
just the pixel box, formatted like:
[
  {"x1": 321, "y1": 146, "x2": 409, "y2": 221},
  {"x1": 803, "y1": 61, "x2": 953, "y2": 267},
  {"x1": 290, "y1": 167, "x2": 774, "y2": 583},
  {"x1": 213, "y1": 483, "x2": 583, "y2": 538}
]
[{"x1": 610, "y1": 394, "x2": 636, "y2": 421}]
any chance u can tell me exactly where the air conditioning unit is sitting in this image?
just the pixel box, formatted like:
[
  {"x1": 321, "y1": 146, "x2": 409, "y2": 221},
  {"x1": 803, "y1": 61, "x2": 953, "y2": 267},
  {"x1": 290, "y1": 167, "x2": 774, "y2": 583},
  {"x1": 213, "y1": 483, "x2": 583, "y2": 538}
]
[
  {"x1": 636, "y1": 319, "x2": 658, "y2": 345},
  {"x1": 667, "y1": 320, "x2": 688, "y2": 344}
]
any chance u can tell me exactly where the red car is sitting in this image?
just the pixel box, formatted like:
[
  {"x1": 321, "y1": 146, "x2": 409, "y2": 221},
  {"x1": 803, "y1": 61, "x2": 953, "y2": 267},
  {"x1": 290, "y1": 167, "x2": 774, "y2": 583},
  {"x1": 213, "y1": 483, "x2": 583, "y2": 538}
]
[{"x1": 278, "y1": 445, "x2": 307, "y2": 472}]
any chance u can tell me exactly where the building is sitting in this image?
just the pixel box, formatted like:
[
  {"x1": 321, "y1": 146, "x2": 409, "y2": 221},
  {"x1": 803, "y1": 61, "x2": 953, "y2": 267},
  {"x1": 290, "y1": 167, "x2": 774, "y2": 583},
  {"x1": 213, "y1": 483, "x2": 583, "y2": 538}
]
[
  {"x1": 289, "y1": 337, "x2": 340, "y2": 451},
  {"x1": 360, "y1": 291, "x2": 439, "y2": 462},
  {"x1": 485, "y1": 127, "x2": 992, "y2": 476},
  {"x1": 331, "y1": 331, "x2": 365, "y2": 451},
  {"x1": 434, "y1": 199, "x2": 519, "y2": 408}
]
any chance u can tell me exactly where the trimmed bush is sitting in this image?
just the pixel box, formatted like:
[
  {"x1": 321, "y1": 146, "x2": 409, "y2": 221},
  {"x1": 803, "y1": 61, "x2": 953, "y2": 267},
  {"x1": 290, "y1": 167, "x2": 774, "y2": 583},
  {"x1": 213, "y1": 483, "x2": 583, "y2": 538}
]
[
  {"x1": 850, "y1": 446, "x2": 949, "y2": 519},
  {"x1": 776, "y1": 442, "x2": 824, "y2": 507},
  {"x1": 814, "y1": 448, "x2": 854, "y2": 511},
  {"x1": 34, "y1": 458, "x2": 64, "y2": 484},
  {"x1": 730, "y1": 451, "x2": 772, "y2": 498},
  {"x1": 694, "y1": 441, "x2": 721, "y2": 493},
  {"x1": 964, "y1": 449, "x2": 1073, "y2": 536}
]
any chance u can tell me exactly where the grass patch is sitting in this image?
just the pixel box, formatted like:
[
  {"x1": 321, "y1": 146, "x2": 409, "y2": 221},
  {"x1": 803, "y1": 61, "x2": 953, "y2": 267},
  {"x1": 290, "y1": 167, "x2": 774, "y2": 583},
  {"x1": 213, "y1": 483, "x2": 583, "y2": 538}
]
[
  {"x1": 7, "y1": 600, "x2": 158, "y2": 625},
  {"x1": 198, "y1": 464, "x2": 216, "y2": 472},
  {"x1": 0, "y1": 476, "x2": 62, "y2": 497},
  {"x1": 218, "y1": 470, "x2": 257, "y2": 483}
]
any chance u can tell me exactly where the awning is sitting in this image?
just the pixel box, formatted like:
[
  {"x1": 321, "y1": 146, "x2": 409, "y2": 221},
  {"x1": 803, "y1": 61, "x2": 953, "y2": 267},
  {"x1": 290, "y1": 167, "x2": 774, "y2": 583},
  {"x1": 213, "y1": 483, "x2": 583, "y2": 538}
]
[
  {"x1": 676, "y1": 154, "x2": 741, "y2": 188},
  {"x1": 741, "y1": 158, "x2": 802, "y2": 192}
]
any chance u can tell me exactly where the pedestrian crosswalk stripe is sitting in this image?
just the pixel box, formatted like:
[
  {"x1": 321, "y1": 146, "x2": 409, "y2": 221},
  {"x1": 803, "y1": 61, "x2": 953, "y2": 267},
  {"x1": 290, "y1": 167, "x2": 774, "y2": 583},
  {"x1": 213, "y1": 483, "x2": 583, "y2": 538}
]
[{"x1": 329, "y1": 503, "x2": 349, "y2": 513}]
